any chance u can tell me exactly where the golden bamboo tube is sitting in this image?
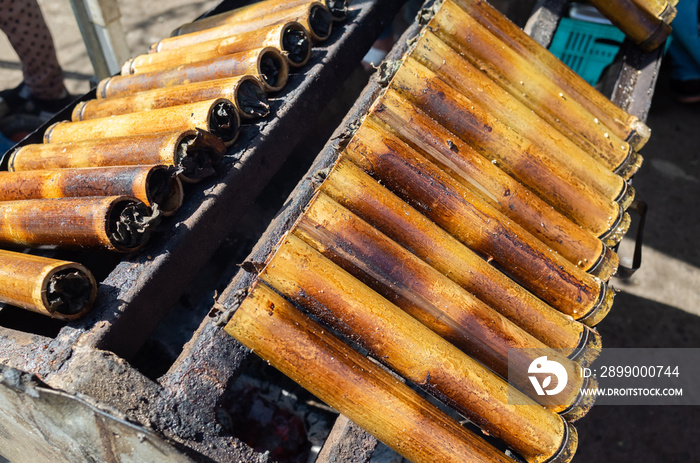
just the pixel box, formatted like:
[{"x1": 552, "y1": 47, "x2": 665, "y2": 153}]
[
  {"x1": 587, "y1": 0, "x2": 672, "y2": 51},
  {"x1": 0, "y1": 250, "x2": 97, "y2": 320},
  {"x1": 448, "y1": 0, "x2": 650, "y2": 150},
  {"x1": 99, "y1": 48, "x2": 288, "y2": 98},
  {"x1": 427, "y1": 5, "x2": 640, "y2": 178},
  {"x1": 9, "y1": 130, "x2": 225, "y2": 183},
  {"x1": 320, "y1": 158, "x2": 609, "y2": 340},
  {"x1": 160, "y1": 2, "x2": 333, "y2": 51},
  {"x1": 0, "y1": 196, "x2": 156, "y2": 253},
  {"x1": 406, "y1": 41, "x2": 629, "y2": 200},
  {"x1": 176, "y1": 0, "x2": 346, "y2": 34},
  {"x1": 260, "y1": 234, "x2": 576, "y2": 462},
  {"x1": 225, "y1": 282, "x2": 519, "y2": 463},
  {"x1": 45, "y1": 99, "x2": 240, "y2": 147},
  {"x1": 630, "y1": 0, "x2": 677, "y2": 23},
  {"x1": 74, "y1": 76, "x2": 268, "y2": 121},
  {"x1": 293, "y1": 192, "x2": 594, "y2": 418},
  {"x1": 124, "y1": 22, "x2": 311, "y2": 75},
  {"x1": 0, "y1": 165, "x2": 183, "y2": 217},
  {"x1": 344, "y1": 119, "x2": 611, "y2": 324},
  {"x1": 369, "y1": 93, "x2": 618, "y2": 279},
  {"x1": 387, "y1": 61, "x2": 631, "y2": 244}
]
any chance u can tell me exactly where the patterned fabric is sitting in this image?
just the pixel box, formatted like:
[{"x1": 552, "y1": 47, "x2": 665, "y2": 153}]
[{"x1": 0, "y1": 0, "x2": 65, "y2": 99}]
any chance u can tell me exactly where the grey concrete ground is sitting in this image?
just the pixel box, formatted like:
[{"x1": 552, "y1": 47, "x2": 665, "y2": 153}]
[{"x1": 1, "y1": 1, "x2": 699, "y2": 462}]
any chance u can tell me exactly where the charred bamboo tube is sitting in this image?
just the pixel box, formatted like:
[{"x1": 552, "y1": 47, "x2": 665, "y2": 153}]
[
  {"x1": 74, "y1": 76, "x2": 268, "y2": 121},
  {"x1": 99, "y1": 48, "x2": 288, "y2": 98},
  {"x1": 0, "y1": 165, "x2": 183, "y2": 216},
  {"x1": 406, "y1": 40, "x2": 631, "y2": 197},
  {"x1": 345, "y1": 119, "x2": 611, "y2": 323},
  {"x1": 387, "y1": 62, "x2": 631, "y2": 243},
  {"x1": 587, "y1": 0, "x2": 672, "y2": 51},
  {"x1": 160, "y1": 2, "x2": 333, "y2": 51},
  {"x1": 45, "y1": 99, "x2": 240, "y2": 147},
  {"x1": 427, "y1": 6, "x2": 640, "y2": 178},
  {"x1": 225, "y1": 282, "x2": 518, "y2": 463},
  {"x1": 319, "y1": 158, "x2": 604, "y2": 348},
  {"x1": 124, "y1": 23, "x2": 311, "y2": 75},
  {"x1": 0, "y1": 196, "x2": 157, "y2": 252},
  {"x1": 260, "y1": 234, "x2": 576, "y2": 462},
  {"x1": 369, "y1": 93, "x2": 618, "y2": 279},
  {"x1": 293, "y1": 192, "x2": 593, "y2": 417},
  {"x1": 9, "y1": 130, "x2": 225, "y2": 183},
  {"x1": 630, "y1": 0, "x2": 677, "y2": 23},
  {"x1": 448, "y1": 0, "x2": 650, "y2": 149},
  {"x1": 0, "y1": 250, "x2": 96, "y2": 320},
  {"x1": 175, "y1": 0, "x2": 345, "y2": 36}
]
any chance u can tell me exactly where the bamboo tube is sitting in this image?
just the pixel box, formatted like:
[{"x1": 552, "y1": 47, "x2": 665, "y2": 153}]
[
  {"x1": 427, "y1": 5, "x2": 640, "y2": 178},
  {"x1": 448, "y1": 0, "x2": 650, "y2": 150},
  {"x1": 630, "y1": 0, "x2": 677, "y2": 23},
  {"x1": 260, "y1": 234, "x2": 575, "y2": 462},
  {"x1": 293, "y1": 192, "x2": 594, "y2": 417},
  {"x1": 386, "y1": 61, "x2": 632, "y2": 243},
  {"x1": 587, "y1": 0, "x2": 672, "y2": 51},
  {"x1": 319, "y1": 158, "x2": 607, "y2": 345},
  {"x1": 368, "y1": 94, "x2": 618, "y2": 279},
  {"x1": 344, "y1": 119, "x2": 610, "y2": 324},
  {"x1": 45, "y1": 99, "x2": 240, "y2": 147},
  {"x1": 9, "y1": 130, "x2": 225, "y2": 183},
  {"x1": 99, "y1": 48, "x2": 288, "y2": 98},
  {"x1": 159, "y1": 2, "x2": 333, "y2": 51},
  {"x1": 0, "y1": 165, "x2": 183, "y2": 216},
  {"x1": 176, "y1": 0, "x2": 345, "y2": 36},
  {"x1": 225, "y1": 282, "x2": 519, "y2": 463},
  {"x1": 74, "y1": 76, "x2": 269, "y2": 121},
  {"x1": 0, "y1": 196, "x2": 156, "y2": 252},
  {"x1": 406, "y1": 40, "x2": 630, "y2": 199},
  {"x1": 0, "y1": 250, "x2": 97, "y2": 320},
  {"x1": 124, "y1": 23, "x2": 311, "y2": 75}
]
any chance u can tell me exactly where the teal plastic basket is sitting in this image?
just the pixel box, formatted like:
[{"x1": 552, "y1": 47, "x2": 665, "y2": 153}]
[{"x1": 549, "y1": 17, "x2": 626, "y2": 86}]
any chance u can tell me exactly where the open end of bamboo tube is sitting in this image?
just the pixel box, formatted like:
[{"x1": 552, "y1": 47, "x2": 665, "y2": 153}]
[
  {"x1": 108, "y1": 200, "x2": 158, "y2": 252},
  {"x1": 259, "y1": 49, "x2": 289, "y2": 91},
  {"x1": 327, "y1": 0, "x2": 347, "y2": 20},
  {"x1": 570, "y1": 327, "x2": 602, "y2": 369},
  {"x1": 626, "y1": 118, "x2": 651, "y2": 150},
  {"x1": 147, "y1": 167, "x2": 183, "y2": 216},
  {"x1": 309, "y1": 4, "x2": 333, "y2": 40},
  {"x1": 71, "y1": 100, "x2": 87, "y2": 121},
  {"x1": 603, "y1": 211, "x2": 632, "y2": 248},
  {"x1": 577, "y1": 283, "x2": 616, "y2": 328},
  {"x1": 546, "y1": 420, "x2": 579, "y2": 463},
  {"x1": 659, "y1": 1, "x2": 678, "y2": 23},
  {"x1": 282, "y1": 24, "x2": 311, "y2": 65},
  {"x1": 176, "y1": 130, "x2": 224, "y2": 182},
  {"x1": 615, "y1": 150, "x2": 644, "y2": 181},
  {"x1": 237, "y1": 78, "x2": 270, "y2": 118},
  {"x1": 559, "y1": 377, "x2": 599, "y2": 423},
  {"x1": 587, "y1": 246, "x2": 619, "y2": 281},
  {"x1": 44, "y1": 267, "x2": 96, "y2": 319},
  {"x1": 208, "y1": 100, "x2": 240, "y2": 145}
]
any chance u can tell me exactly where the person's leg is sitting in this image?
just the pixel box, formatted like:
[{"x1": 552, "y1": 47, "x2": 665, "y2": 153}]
[
  {"x1": 0, "y1": 0, "x2": 66, "y2": 99},
  {"x1": 0, "y1": 0, "x2": 72, "y2": 118}
]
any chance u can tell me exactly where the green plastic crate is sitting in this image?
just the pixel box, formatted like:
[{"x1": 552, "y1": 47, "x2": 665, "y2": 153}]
[{"x1": 549, "y1": 17, "x2": 626, "y2": 86}]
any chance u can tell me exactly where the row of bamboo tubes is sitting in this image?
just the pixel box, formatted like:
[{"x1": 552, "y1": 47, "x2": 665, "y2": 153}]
[
  {"x1": 0, "y1": 0, "x2": 347, "y2": 320},
  {"x1": 223, "y1": 0, "x2": 655, "y2": 461}
]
